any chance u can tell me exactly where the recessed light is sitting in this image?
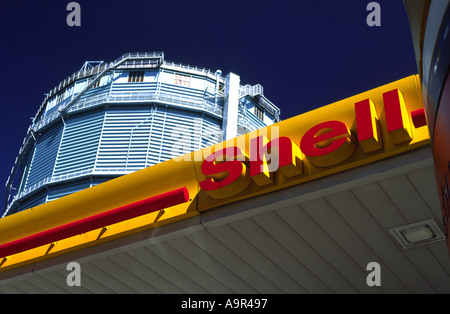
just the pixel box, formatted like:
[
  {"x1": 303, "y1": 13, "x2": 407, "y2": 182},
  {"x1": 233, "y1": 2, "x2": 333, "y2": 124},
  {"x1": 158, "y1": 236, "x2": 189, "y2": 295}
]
[{"x1": 389, "y1": 219, "x2": 445, "y2": 249}]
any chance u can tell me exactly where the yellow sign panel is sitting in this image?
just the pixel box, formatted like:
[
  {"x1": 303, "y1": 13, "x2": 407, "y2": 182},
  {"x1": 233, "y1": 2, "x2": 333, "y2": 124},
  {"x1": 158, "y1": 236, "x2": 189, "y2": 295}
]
[{"x1": 0, "y1": 75, "x2": 430, "y2": 272}]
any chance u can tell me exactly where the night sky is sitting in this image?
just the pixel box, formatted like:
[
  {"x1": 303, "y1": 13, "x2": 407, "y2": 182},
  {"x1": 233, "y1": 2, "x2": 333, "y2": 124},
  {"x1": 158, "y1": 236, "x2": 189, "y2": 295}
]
[{"x1": 0, "y1": 0, "x2": 417, "y2": 216}]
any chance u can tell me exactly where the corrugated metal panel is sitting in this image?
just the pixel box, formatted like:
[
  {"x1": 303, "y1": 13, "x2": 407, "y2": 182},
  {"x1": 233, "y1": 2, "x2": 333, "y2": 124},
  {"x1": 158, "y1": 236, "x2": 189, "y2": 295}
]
[
  {"x1": 54, "y1": 111, "x2": 104, "y2": 176},
  {"x1": 201, "y1": 116, "x2": 223, "y2": 147},
  {"x1": 47, "y1": 180, "x2": 92, "y2": 203},
  {"x1": 159, "y1": 82, "x2": 205, "y2": 100},
  {"x1": 17, "y1": 148, "x2": 34, "y2": 195},
  {"x1": 110, "y1": 82, "x2": 157, "y2": 95},
  {"x1": 246, "y1": 112, "x2": 266, "y2": 130},
  {"x1": 96, "y1": 107, "x2": 214, "y2": 171},
  {"x1": 96, "y1": 108, "x2": 153, "y2": 170},
  {"x1": 156, "y1": 108, "x2": 203, "y2": 163},
  {"x1": 25, "y1": 123, "x2": 64, "y2": 189}
]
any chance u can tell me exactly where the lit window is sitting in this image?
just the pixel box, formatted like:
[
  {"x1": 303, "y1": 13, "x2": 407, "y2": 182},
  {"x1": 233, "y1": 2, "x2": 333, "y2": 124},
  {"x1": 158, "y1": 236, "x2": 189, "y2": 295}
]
[
  {"x1": 174, "y1": 74, "x2": 191, "y2": 87},
  {"x1": 128, "y1": 71, "x2": 145, "y2": 83},
  {"x1": 254, "y1": 106, "x2": 264, "y2": 120}
]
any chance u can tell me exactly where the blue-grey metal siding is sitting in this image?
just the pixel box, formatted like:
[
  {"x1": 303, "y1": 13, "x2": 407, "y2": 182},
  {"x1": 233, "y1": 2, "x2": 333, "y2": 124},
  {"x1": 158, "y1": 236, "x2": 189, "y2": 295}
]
[
  {"x1": 53, "y1": 111, "x2": 104, "y2": 177},
  {"x1": 95, "y1": 108, "x2": 153, "y2": 171},
  {"x1": 110, "y1": 82, "x2": 157, "y2": 96},
  {"x1": 25, "y1": 123, "x2": 63, "y2": 189}
]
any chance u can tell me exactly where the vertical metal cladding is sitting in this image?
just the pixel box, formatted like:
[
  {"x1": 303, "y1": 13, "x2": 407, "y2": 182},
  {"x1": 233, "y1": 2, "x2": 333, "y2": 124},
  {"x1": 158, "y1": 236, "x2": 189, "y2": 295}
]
[
  {"x1": 54, "y1": 111, "x2": 105, "y2": 176},
  {"x1": 3, "y1": 52, "x2": 280, "y2": 216},
  {"x1": 24, "y1": 123, "x2": 64, "y2": 190}
]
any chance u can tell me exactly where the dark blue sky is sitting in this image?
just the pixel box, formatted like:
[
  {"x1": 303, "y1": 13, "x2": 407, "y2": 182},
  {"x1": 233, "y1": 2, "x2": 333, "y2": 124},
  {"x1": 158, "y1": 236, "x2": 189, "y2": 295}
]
[{"x1": 0, "y1": 0, "x2": 417, "y2": 215}]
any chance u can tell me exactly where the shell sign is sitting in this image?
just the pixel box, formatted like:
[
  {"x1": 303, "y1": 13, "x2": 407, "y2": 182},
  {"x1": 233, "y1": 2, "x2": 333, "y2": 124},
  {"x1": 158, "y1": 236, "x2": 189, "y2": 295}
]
[
  {"x1": 0, "y1": 75, "x2": 430, "y2": 271},
  {"x1": 190, "y1": 75, "x2": 430, "y2": 210}
]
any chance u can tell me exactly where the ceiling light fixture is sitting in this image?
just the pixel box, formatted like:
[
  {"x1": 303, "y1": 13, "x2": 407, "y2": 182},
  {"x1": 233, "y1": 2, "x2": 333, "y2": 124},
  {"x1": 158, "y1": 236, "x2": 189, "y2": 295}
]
[{"x1": 389, "y1": 219, "x2": 445, "y2": 249}]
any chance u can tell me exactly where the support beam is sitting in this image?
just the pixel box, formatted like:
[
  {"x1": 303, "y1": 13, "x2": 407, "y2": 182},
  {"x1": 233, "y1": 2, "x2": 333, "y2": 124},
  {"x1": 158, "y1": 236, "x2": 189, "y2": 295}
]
[{"x1": 222, "y1": 73, "x2": 240, "y2": 140}]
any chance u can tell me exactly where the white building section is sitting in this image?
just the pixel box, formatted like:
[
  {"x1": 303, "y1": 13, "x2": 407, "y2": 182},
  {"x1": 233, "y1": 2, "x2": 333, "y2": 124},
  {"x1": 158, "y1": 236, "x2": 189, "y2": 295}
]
[
  {"x1": 3, "y1": 53, "x2": 280, "y2": 217},
  {"x1": 223, "y1": 73, "x2": 240, "y2": 140}
]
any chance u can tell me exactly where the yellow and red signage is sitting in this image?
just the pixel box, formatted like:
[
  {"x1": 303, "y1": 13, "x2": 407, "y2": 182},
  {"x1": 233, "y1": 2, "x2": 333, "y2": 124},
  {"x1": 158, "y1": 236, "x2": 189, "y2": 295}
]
[
  {"x1": 192, "y1": 75, "x2": 429, "y2": 210},
  {"x1": 0, "y1": 75, "x2": 430, "y2": 272}
]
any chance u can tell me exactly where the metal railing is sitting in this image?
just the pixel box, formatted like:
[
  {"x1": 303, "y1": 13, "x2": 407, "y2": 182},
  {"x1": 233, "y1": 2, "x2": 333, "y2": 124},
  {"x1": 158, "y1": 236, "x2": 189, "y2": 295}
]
[
  {"x1": 32, "y1": 90, "x2": 224, "y2": 133},
  {"x1": 33, "y1": 52, "x2": 225, "y2": 129},
  {"x1": 42, "y1": 52, "x2": 164, "y2": 103},
  {"x1": 240, "y1": 84, "x2": 264, "y2": 97},
  {"x1": 162, "y1": 60, "x2": 218, "y2": 77},
  {"x1": 240, "y1": 84, "x2": 280, "y2": 121}
]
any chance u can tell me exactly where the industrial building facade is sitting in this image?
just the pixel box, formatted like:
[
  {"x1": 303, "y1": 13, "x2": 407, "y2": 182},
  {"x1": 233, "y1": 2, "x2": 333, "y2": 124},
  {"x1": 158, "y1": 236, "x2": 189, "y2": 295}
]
[{"x1": 3, "y1": 52, "x2": 280, "y2": 216}]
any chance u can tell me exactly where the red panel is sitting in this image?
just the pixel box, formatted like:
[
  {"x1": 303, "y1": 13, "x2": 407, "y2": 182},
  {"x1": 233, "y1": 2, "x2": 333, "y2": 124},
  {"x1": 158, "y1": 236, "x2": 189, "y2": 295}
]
[
  {"x1": 383, "y1": 89, "x2": 404, "y2": 133},
  {"x1": 0, "y1": 187, "x2": 189, "y2": 258},
  {"x1": 411, "y1": 108, "x2": 427, "y2": 128},
  {"x1": 355, "y1": 99, "x2": 375, "y2": 141}
]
